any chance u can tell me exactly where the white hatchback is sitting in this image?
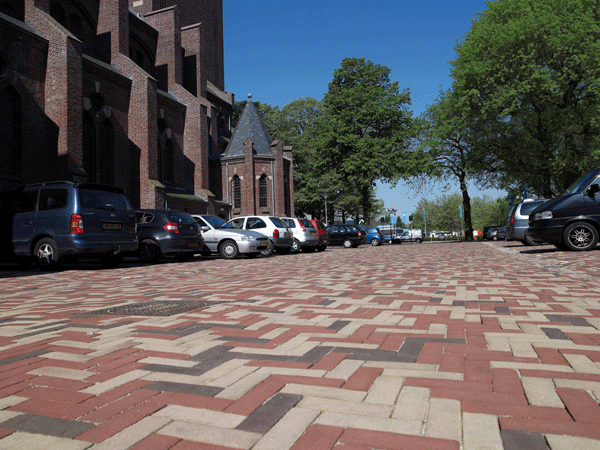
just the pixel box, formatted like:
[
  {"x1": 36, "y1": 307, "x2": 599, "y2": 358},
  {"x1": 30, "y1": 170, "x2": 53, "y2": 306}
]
[{"x1": 228, "y1": 216, "x2": 294, "y2": 256}]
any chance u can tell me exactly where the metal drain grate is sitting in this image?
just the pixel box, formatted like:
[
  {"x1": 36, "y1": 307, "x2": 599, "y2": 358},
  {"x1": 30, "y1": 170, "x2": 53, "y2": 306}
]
[{"x1": 79, "y1": 300, "x2": 224, "y2": 317}]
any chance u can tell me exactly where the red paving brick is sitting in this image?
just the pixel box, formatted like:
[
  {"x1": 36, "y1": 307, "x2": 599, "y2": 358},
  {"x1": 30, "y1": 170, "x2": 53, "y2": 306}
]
[{"x1": 129, "y1": 434, "x2": 181, "y2": 450}]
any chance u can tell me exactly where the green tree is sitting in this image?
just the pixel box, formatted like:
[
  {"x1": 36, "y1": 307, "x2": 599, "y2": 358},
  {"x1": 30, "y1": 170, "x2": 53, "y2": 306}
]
[
  {"x1": 451, "y1": 0, "x2": 600, "y2": 198},
  {"x1": 315, "y1": 57, "x2": 418, "y2": 222},
  {"x1": 418, "y1": 90, "x2": 498, "y2": 240}
]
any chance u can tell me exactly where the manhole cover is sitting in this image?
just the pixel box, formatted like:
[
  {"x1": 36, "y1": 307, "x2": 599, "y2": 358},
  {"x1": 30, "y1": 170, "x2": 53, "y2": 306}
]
[{"x1": 79, "y1": 300, "x2": 224, "y2": 317}]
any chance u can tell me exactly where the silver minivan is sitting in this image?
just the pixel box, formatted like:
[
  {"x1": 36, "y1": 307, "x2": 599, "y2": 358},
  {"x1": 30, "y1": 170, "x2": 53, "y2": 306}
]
[
  {"x1": 281, "y1": 217, "x2": 319, "y2": 253},
  {"x1": 507, "y1": 199, "x2": 548, "y2": 245}
]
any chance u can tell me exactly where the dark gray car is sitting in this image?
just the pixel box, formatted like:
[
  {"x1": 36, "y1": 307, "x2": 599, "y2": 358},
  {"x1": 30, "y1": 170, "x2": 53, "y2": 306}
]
[{"x1": 507, "y1": 199, "x2": 548, "y2": 245}]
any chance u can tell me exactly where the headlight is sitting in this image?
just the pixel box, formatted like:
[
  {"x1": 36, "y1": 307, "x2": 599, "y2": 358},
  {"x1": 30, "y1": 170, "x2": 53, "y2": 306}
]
[
  {"x1": 239, "y1": 235, "x2": 251, "y2": 241},
  {"x1": 534, "y1": 211, "x2": 553, "y2": 220}
]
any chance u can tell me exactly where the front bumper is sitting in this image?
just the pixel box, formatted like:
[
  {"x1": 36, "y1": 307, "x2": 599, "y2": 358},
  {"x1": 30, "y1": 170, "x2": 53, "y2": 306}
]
[
  {"x1": 237, "y1": 238, "x2": 269, "y2": 254},
  {"x1": 525, "y1": 221, "x2": 564, "y2": 245}
]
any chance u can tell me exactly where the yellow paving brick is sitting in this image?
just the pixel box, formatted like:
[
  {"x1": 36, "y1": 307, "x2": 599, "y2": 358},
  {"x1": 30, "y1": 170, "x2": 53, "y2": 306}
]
[
  {"x1": 153, "y1": 405, "x2": 245, "y2": 427},
  {"x1": 81, "y1": 369, "x2": 150, "y2": 395},
  {"x1": 315, "y1": 411, "x2": 422, "y2": 435},
  {"x1": 281, "y1": 384, "x2": 366, "y2": 402},
  {"x1": 545, "y1": 434, "x2": 600, "y2": 450},
  {"x1": 0, "y1": 396, "x2": 26, "y2": 410},
  {"x1": 297, "y1": 396, "x2": 392, "y2": 418},
  {"x1": 252, "y1": 407, "x2": 320, "y2": 450},
  {"x1": 159, "y1": 421, "x2": 261, "y2": 449},
  {"x1": 0, "y1": 431, "x2": 92, "y2": 450},
  {"x1": 256, "y1": 366, "x2": 327, "y2": 377},
  {"x1": 38, "y1": 351, "x2": 94, "y2": 363},
  {"x1": 324, "y1": 359, "x2": 363, "y2": 380},
  {"x1": 136, "y1": 357, "x2": 198, "y2": 367},
  {"x1": 91, "y1": 416, "x2": 170, "y2": 450},
  {"x1": 364, "y1": 375, "x2": 405, "y2": 405},
  {"x1": 563, "y1": 354, "x2": 600, "y2": 374},
  {"x1": 521, "y1": 377, "x2": 564, "y2": 407},
  {"x1": 392, "y1": 386, "x2": 429, "y2": 422},
  {"x1": 214, "y1": 371, "x2": 271, "y2": 400},
  {"x1": 382, "y1": 368, "x2": 463, "y2": 381},
  {"x1": 462, "y1": 412, "x2": 503, "y2": 450},
  {"x1": 27, "y1": 366, "x2": 96, "y2": 380},
  {"x1": 424, "y1": 397, "x2": 461, "y2": 441},
  {"x1": 490, "y1": 361, "x2": 573, "y2": 372},
  {"x1": 509, "y1": 341, "x2": 539, "y2": 358},
  {"x1": 207, "y1": 365, "x2": 259, "y2": 388}
]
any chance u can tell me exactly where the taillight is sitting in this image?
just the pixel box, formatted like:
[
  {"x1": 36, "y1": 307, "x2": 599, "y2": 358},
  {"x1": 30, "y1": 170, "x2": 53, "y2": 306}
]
[
  {"x1": 511, "y1": 214, "x2": 515, "y2": 224},
  {"x1": 273, "y1": 229, "x2": 280, "y2": 238},
  {"x1": 164, "y1": 222, "x2": 179, "y2": 233},
  {"x1": 298, "y1": 220, "x2": 306, "y2": 232},
  {"x1": 70, "y1": 214, "x2": 84, "y2": 234}
]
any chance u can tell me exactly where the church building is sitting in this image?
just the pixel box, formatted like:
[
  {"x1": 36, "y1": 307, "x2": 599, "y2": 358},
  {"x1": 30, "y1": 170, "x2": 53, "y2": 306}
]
[{"x1": 0, "y1": 0, "x2": 293, "y2": 219}]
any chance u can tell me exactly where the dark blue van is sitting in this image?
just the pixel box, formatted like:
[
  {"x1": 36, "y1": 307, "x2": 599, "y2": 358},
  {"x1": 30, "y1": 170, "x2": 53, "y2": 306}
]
[
  {"x1": 0, "y1": 181, "x2": 138, "y2": 269},
  {"x1": 526, "y1": 168, "x2": 600, "y2": 251}
]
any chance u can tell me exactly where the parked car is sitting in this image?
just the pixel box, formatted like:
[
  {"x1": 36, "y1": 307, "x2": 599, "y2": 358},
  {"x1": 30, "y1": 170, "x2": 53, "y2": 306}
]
[
  {"x1": 356, "y1": 225, "x2": 368, "y2": 245},
  {"x1": 526, "y1": 167, "x2": 600, "y2": 251},
  {"x1": 131, "y1": 210, "x2": 203, "y2": 263},
  {"x1": 507, "y1": 199, "x2": 549, "y2": 245},
  {"x1": 281, "y1": 217, "x2": 319, "y2": 253},
  {"x1": 364, "y1": 227, "x2": 384, "y2": 246},
  {"x1": 392, "y1": 229, "x2": 423, "y2": 244},
  {"x1": 0, "y1": 181, "x2": 137, "y2": 269},
  {"x1": 326, "y1": 224, "x2": 364, "y2": 248},
  {"x1": 495, "y1": 227, "x2": 507, "y2": 240},
  {"x1": 483, "y1": 225, "x2": 504, "y2": 240},
  {"x1": 228, "y1": 216, "x2": 293, "y2": 256},
  {"x1": 192, "y1": 214, "x2": 269, "y2": 259},
  {"x1": 486, "y1": 227, "x2": 502, "y2": 240},
  {"x1": 309, "y1": 219, "x2": 329, "y2": 252}
]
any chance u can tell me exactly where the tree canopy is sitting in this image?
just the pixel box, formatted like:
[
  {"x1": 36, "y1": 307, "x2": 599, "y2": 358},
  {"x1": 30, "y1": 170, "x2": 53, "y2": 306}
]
[
  {"x1": 314, "y1": 57, "x2": 419, "y2": 222},
  {"x1": 451, "y1": 0, "x2": 600, "y2": 198}
]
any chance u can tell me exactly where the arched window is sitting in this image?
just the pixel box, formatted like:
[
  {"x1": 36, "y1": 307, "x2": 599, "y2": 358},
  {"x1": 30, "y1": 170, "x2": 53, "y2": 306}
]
[
  {"x1": 0, "y1": 86, "x2": 21, "y2": 180},
  {"x1": 232, "y1": 175, "x2": 241, "y2": 209},
  {"x1": 259, "y1": 174, "x2": 268, "y2": 209},
  {"x1": 97, "y1": 119, "x2": 114, "y2": 185}
]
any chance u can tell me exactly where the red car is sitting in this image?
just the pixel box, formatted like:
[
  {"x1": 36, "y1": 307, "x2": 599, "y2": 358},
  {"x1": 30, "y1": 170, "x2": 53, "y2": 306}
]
[{"x1": 309, "y1": 219, "x2": 329, "y2": 252}]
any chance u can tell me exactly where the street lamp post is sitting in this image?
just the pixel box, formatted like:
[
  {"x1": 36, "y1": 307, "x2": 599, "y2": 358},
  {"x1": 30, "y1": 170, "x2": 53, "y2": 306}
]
[{"x1": 323, "y1": 192, "x2": 328, "y2": 225}]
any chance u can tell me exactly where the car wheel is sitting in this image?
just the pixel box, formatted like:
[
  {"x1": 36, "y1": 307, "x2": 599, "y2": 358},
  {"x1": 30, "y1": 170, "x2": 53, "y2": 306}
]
[
  {"x1": 370, "y1": 238, "x2": 379, "y2": 246},
  {"x1": 175, "y1": 253, "x2": 194, "y2": 262},
  {"x1": 260, "y1": 240, "x2": 274, "y2": 257},
  {"x1": 139, "y1": 240, "x2": 161, "y2": 263},
  {"x1": 492, "y1": 235, "x2": 498, "y2": 241},
  {"x1": 417, "y1": 239, "x2": 423, "y2": 243},
  {"x1": 291, "y1": 238, "x2": 301, "y2": 253},
  {"x1": 100, "y1": 253, "x2": 124, "y2": 268},
  {"x1": 34, "y1": 238, "x2": 62, "y2": 270},
  {"x1": 220, "y1": 240, "x2": 239, "y2": 259},
  {"x1": 523, "y1": 235, "x2": 536, "y2": 246},
  {"x1": 563, "y1": 222, "x2": 599, "y2": 251},
  {"x1": 343, "y1": 239, "x2": 353, "y2": 248},
  {"x1": 317, "y1": 245, "x2": 327, "y2": 252}
]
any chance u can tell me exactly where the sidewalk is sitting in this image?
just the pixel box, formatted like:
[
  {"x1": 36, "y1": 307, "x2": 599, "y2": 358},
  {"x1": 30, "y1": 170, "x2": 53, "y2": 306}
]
[{"x1": 1, "y1": 241, "x2": 599, "y2": 449}]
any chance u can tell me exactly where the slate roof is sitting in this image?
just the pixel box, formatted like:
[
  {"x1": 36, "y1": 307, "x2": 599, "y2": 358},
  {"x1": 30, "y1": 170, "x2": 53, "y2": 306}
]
[{"x1": 223, "y1": 97, "x2": 274, "y2": 157}]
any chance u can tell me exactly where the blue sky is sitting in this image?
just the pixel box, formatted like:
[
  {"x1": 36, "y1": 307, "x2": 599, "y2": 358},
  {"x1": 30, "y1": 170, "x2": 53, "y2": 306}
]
[{"x1": 222, "y1": 0, "x2": 505, "y2": 217}]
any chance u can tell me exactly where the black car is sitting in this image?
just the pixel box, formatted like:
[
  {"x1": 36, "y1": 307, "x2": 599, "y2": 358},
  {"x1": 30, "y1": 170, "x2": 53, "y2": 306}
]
[
  {"x1": 0, "y1": 181, "x2": 137, "y2": 269},
  {"x1": 132, "y1": 210, "x2": 203, "y2": 263},
  {"x1": 326, "y1": 224, "x2": 364, "y2": 248},
  {"x1": 526, "y1": 167, "x2": 600, "y2": 251}
]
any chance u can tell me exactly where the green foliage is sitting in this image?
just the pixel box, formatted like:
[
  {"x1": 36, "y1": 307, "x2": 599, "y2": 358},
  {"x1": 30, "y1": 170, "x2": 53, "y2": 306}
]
[
  {"x1": 411, "y1": 194, "x2": 510, "y2": 234},
  {"x1": 451, "y1": 0, "x2": 600, "y2": 198},
  {"x1": 315, "y1": 57, "x2": 418, "y2": 221}
]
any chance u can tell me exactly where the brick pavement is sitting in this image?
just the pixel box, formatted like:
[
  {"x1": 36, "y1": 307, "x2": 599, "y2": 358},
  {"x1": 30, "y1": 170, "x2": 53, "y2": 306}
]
[{"x1": 0, "y1": 241, "x2": 599, "y2": 450}]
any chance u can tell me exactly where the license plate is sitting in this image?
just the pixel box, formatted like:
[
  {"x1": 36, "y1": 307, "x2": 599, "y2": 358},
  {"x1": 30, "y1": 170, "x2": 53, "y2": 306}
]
[
  {"x1": 102, "y1": 222, "x2": 122, "y2": 231},
  {"x1": 188, "y1": 242, "x2": 199, "y2": 248},
  {"x1": 310, "y1": 231, "x2": 316, "y2": 236},
  {"x1": 284, "y1": 232, "x2": 291, "y2": 237},
  {"x1": 259, "y1": 241, "x2": 268, "y2": 247}
]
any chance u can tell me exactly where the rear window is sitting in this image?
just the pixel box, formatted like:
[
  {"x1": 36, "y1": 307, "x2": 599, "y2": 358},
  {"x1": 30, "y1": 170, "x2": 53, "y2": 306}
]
[
  {"x1": 520, "y1": 200, "x2": 546, "y2": 215},
  {"x1": 314, "y1": 221, "x2": 326, "y2": 230},
  {"x1": 283, "y1": 218, "x2": 296, "y2": 228},
  {"x1": 299, "y1": 218, "x2": 313, "y2": 228},
  {"x1": 269, "y1": 217, "x2": 288, "y2": 228},
  {"x1": 78, "y1": 189, "x2": 132, "y2": 211},
  {"x1": 166, "y1": 212, "x2": 195, "y2": 225}
]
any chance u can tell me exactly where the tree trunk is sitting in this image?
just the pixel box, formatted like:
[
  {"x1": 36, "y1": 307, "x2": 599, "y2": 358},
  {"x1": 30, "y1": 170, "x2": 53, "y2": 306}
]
[{"x1": 459, "y1": 174, "x2": 474, "y2": 241}]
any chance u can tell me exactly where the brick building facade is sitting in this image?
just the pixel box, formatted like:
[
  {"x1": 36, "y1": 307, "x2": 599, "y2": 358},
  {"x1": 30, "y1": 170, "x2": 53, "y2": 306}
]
[{"x1": 0, "y1": 0, "x2": 293, "y2": 219}]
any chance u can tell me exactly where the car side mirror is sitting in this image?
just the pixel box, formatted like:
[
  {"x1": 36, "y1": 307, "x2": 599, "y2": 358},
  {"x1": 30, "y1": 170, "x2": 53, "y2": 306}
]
[
  {"x1": 586, "y1": 183, "x2": 600, "y2": 196},
  {"x1": 201, "y1": 226, "x2": 209, "y2": 232}
]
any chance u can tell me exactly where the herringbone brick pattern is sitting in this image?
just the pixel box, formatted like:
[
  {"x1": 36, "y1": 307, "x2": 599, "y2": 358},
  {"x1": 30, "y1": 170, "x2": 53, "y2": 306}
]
[{"x1": 1, "y1": 241, "x2": 599, "y2": 450}]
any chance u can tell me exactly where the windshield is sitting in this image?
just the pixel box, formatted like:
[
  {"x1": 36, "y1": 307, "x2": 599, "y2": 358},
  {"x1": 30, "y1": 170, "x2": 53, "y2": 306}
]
[
  {"x1": 565, "y1": 170, "x2": 600, "y2": 195},
  {"x1": 269, "y1": 217, "x2": 288, "y2": 228},
  {"x1": 203, "y1": 215, "x2": 232, "y2": 229}
]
